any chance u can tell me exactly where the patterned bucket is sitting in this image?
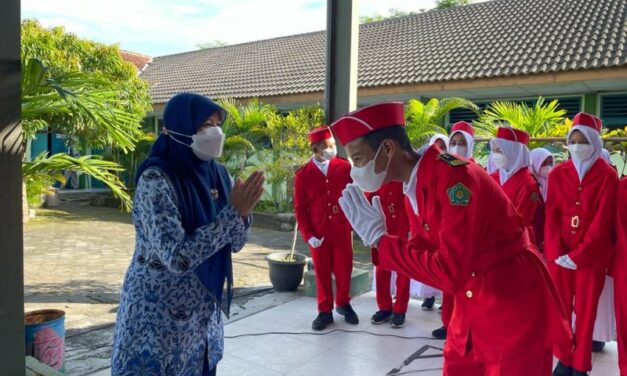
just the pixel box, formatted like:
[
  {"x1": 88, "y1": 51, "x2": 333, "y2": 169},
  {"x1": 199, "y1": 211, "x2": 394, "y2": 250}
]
[{"x1": 25, "y1": 309, "x2": 66, "y2": 372}]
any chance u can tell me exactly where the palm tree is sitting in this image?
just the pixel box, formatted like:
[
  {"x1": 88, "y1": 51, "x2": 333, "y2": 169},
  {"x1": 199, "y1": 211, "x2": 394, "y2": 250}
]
[
  {"x1": 217, "y1": 98, "x2": 276, "y2": 176},
  {"x1": 21, "y1": 58, "x2": 146, "y2": 210},
  {"x1": 474, "y1": 97, "x2": 567, "y2": 139},
  {"x1": 405, "y1": 97, "x2": 479, "y2": 145}
]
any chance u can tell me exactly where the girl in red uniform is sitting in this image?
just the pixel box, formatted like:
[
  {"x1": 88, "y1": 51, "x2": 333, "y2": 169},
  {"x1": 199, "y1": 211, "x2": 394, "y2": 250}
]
[
  {"x1": 490, "y1": 127, "x2": 543, "y2": 246},
  {"x1": 545, "y1": 112, "x2": 619, "y2": 376},
  {"x1": 613, "y1": 177, "x2": 627, "y2": 376}
]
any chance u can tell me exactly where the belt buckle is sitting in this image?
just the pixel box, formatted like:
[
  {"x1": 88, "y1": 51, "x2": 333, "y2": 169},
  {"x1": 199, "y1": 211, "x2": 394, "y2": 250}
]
[{"x1": 571, "y1": 215, "x2": 579, "y2": 228}]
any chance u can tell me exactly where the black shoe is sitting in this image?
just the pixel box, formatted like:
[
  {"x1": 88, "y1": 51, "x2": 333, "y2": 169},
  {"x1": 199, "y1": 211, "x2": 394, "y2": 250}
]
[
  {"x1": 312, "y1": 312, "x2": 333, "y2": 331},
  {"x1": 370, "y1": 310, "x2": 392, "y2": 324},
  {"x1": 592, "y1": 340, "x2": 605, "y2": 353},
  {"x1": 421, "y1": 296, "x2": 435, "y2": 310},
  {"x1": 390, "y1": 313, "x2": 406, "y2": 328},
  {"x1": 336, "y1": 304, "x2": 359, "y2": 325},
  {"x1": 432, "y1": 326, "x2": 447, "y2": 339},
  {"x1": 572, "y1": 370, "x2": 588, "y2": 376},
  {"x1": 552, "y1": 361, "x2": 573, "y2": 376}
]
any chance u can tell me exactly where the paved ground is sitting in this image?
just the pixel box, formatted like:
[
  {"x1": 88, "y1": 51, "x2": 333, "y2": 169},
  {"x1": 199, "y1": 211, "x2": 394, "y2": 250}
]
[{"x1": 23, "y1": 200, "x2": 373, "y2": 375}]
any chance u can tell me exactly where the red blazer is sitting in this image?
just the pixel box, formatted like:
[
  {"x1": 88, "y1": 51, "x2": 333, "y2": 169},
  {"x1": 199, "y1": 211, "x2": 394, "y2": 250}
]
[
  {"x1": 373, "y1": 146, "x2": 571, "y2": 361},
  {"x1": 544, "y1": 159, "x2": 618, "y2": 270},
  {"x1": 611, "y1": 177, "x2": 627, "y2": 276},
  {"x1": 293, "y1": 157, "x2": 352, "y2": 241},
  {"x1": 491, "y1": 168, "x2": 544, "y2": 245}
]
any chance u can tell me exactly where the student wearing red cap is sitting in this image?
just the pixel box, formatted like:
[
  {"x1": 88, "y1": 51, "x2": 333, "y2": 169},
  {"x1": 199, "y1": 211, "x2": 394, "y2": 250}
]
[
  {"x1": 332, "y1": 102, "x2": 570, "y2": 376},
  {"x1": 613, "y1": 177, "x2": 627, "y2": 376},
  {"x1": 490, "y1": 127, "x2": 544, "y2": 248},
  {"x1": 448, "y1": 121, "x2": 475, "y2": 161},
  {"x1": 545, "y1": 112, "x2": 619, "y2": 376},
  {"x1": 425, "y1": 120, "x2": 478, "y2": 341},
  {"x1": 293, "y1": 126, "x2": 357, "y2": 331},
  {"x1": 368, "y1": 181, "x2": 411, "y2": 328}
]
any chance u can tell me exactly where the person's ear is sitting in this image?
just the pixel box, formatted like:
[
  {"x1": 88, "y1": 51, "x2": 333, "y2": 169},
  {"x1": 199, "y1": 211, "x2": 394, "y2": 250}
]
[{"x1": 383, "y1": 139, "x2": 394, "y2": 156}]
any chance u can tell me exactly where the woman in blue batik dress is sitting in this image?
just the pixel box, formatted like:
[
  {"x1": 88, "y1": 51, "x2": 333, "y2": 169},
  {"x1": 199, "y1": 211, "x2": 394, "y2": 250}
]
[{"x1": 111, "y1": 93, "x2": 265, "y2": 375}]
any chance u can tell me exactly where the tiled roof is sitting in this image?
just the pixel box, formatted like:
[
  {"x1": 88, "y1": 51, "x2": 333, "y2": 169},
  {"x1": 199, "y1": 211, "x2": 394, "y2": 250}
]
[
  {"x1": 120, "y1": 50, "x2": 152, "y2": 72},
  {"x1": 141, "y1": 0, "x2": 627, "y2": 104}
]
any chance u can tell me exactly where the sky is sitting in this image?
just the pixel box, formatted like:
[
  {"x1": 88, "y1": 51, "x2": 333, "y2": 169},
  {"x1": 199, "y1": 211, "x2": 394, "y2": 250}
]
[{"x1": 21, "y1": 0, "x2": 445, "y2": 57}]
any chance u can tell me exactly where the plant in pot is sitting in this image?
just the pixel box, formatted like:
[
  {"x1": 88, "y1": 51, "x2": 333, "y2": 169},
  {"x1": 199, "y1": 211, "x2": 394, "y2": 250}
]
[{"x1": 265, "y1": 223, "x2": 307, "y2": 291}]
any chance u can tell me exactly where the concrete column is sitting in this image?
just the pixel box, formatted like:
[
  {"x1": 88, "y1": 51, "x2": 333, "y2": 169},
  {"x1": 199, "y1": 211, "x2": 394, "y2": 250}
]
[
  {"x1": 324, "y1": 0, "x2": 359, "y2": 125},
  {"x1": 0, "y1": 0, "x2": 26, "y2": 372}
]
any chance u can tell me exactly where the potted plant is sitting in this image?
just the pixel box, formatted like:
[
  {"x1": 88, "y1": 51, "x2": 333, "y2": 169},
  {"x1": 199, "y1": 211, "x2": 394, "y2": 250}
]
[{"x1": 265, "y1": 223, "x2": 307, "y2": 291}]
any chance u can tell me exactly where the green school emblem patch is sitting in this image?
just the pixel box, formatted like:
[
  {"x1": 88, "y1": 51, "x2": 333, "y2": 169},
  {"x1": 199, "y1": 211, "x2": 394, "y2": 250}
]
[{"x1": 447, "y1": 183, "x2": 471, "y2": 206}]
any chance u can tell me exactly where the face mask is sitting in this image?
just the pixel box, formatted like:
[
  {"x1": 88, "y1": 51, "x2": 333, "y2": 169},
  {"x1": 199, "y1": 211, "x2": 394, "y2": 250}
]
[
  {"x1": 568, "y1": 144, "x2": 594, "y2": 161},
  {"x1": 492, "y1": 152, "x2": 508, "y2": 169},
  {"x1": 350, "y1": 145, "x2": 390, "y2": 193},
  {"x1": 539, "y1": 165, "x2": 552, "y2": 178},
  {"x1": 322, "y1": 146, "x2": 337, "y2": 161},
  {"x1": 168, "y1": 126, "x2": 225, "y2": 161},
  {"x1": 449, "y1": 145, "x2": 467, "y2": 157}
]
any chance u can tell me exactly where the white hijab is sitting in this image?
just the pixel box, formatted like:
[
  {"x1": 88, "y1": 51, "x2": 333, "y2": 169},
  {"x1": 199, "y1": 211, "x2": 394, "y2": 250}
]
[
  {"x1": 429, "y1": 134, "x2": 449, "y2": 150},
  {"x1": 529, "y1": 148, "x2": 553, "y2": 200},
  {"x1": 448, "y1": 130, "x2": 474, "y2": 160},
  {"x1": 489, "y1": 138, "x2": 531, "y2": 185},
  {"x1": 567, "y1": 125, "x2": 603, "y2": 182},
  {"x1": 601, "y1": 149, "x2": 612, "y2": 164}
]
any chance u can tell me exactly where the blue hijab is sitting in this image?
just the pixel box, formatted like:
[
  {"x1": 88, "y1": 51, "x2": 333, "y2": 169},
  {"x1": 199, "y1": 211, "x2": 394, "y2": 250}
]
[{"x1": 136, "y1": 93, "x2": 234, "y2": 317}]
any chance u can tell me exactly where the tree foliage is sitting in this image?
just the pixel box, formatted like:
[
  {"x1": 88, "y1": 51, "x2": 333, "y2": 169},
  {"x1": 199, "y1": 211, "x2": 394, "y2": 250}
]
[
  {"x1": 21, "y1": 19, "x2": 152, "y2": 149},
  {"x1": 21, "y1": 20, "x2": 153, "y2": 210},
  {"x1": 436, "y1": 0, "x2": 472, "y2": 10},
  {"x1": 405, "y1": 97, "x2": 479, "y2": 145},
  {"x1": 474, "y1": 97, "x2": 567, "y2": 139},
  {"x1": 360, "y1": 8, "x2": 421, "y2": 23}
]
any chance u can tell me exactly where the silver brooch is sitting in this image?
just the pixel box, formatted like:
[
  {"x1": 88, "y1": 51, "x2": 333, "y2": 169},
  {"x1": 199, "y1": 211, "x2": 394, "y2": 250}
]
[{"x1": 210, "y1": 189, "x2": 219, "y2": 200}]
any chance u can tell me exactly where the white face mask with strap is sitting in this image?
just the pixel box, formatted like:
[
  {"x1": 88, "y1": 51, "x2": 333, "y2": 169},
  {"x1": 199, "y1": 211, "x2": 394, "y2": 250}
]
[
  {"x1": 167, "y1": 126, "x2": 225, "y2": 161},
  {"x1": 349, "y1": 144, "x2": 391, "y2": 193}
]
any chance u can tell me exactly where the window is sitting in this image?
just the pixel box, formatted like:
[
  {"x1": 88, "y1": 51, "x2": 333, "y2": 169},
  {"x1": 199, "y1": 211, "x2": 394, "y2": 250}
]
[{"x1": 600, "y1": 94, "x2": 627, "y2": 129}]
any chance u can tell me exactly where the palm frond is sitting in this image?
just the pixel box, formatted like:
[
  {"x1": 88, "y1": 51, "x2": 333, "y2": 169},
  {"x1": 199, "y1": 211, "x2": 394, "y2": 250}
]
[{"x1": 23, "y1": 152, "x2": 132, "y2": 211}]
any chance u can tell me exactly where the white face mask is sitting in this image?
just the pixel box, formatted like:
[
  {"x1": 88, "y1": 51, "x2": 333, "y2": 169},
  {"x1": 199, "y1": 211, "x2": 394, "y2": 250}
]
[
  {"x1": 449, "y1": 145, "x2": 467, "y2": 157},
  {"x1": 349, "y1": 145, "x2": 390, "y2": 193},
  {"x1": 322, "y1": 146, "x2": 337, "y2": 161},
  {"x1": 539, "y1": 165, "x2": 552, "y2": 178},
  {"x1": 568, "y1": 144, "x2": 594, "y2": 162},
  {"x1": 168, "y1": 126, "x2": 225, "y2": 161},
  {"x1": 492, "y1": 152, "x2": 508, "y2": 169}
]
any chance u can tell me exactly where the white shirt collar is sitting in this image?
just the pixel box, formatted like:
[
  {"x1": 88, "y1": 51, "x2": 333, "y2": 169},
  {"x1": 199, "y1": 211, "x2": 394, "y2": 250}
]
[
  {"x1": 403, "y1": 159, "x2": 421, "y2": 215},
  {"x1": 312, "y1": 155, "x2": 330, "y2": 176}
]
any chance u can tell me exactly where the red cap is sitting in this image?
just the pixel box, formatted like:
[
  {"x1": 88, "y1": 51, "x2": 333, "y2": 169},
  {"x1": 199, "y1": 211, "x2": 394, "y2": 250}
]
[
  {"x1": 451, "y1": 121, "x2": 475, "y2": 137},
  {"x1": 496, "y1": 127, "x2": 530, "y2": 145},
  {"x1": 330, "y1": 102, "x2": 405, "y2": 145},
  {"x1": 308, "y1": 126, "x2": 333, "y2": 143},
  {"x1": 572, "y1": 112, "x2": 602, "y2": 132}
]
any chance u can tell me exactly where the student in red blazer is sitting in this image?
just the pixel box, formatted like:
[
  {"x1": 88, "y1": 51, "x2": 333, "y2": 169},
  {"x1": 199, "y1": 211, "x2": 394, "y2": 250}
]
[
  {"x1": 293, "y1": 126, "x2": 356, "y2": 331},
  {"x1": 368, "y1": 181, "x2": 411, "y2": 328},
  {"x1": 612, "y1": 176, "x2": 627, "y2": 376},
  {"x1": 544, "y1": 112, "x2": 619, "y2": 376},
  {"x1": 490, "y1": 127, "x2": 544, "y2": 248},
  {"x1": 333, "y1": 102, "x2": 571, "y2": 376}
]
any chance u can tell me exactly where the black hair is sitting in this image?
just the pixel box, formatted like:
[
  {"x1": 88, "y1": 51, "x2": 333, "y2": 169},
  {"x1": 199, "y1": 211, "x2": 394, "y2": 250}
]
[{"x1": 361, "y1": 126, "x2": 414, "y2": 153}]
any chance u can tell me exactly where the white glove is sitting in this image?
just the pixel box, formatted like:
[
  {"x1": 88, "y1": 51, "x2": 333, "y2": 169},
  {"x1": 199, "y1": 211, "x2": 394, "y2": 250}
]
[
  {"x1": 308, "y1": 236, "x2": 324, "y2": 248},
  {"x1": 338, "y1": 184, "x2": 387, "y2": 247},
  {"x1": 555, "y1": 255, "x2": 577, "y2": 270}
]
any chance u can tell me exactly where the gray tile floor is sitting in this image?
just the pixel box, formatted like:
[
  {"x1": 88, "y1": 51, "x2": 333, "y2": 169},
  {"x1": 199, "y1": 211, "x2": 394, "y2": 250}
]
[{"x1": 89, "y1": 292, "x2": 621, "y2": 376}]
